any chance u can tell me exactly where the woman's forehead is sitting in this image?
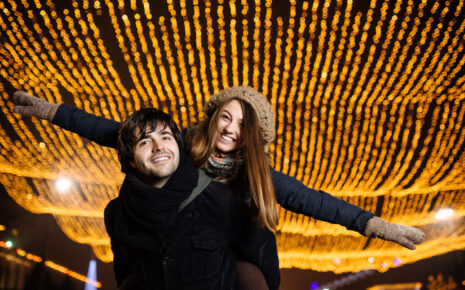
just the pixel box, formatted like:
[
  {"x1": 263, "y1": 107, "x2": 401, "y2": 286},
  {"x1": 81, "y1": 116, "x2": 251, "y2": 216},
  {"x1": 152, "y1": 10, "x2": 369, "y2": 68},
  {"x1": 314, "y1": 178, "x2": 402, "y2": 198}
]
[{"x1": 222, "y1": 99, "x2": 244, "y2": 114}]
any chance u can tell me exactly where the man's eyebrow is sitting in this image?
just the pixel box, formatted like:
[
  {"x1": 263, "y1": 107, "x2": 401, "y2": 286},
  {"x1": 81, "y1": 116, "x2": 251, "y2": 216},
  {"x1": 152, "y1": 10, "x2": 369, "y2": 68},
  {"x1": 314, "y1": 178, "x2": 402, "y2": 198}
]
[
  {"x1": 135, "y1": 127, "x2": 153, "y2": 143},
  {"x1": 135, "y1": 133, "x2": 150, "y2": 143},
  {"x1": 159, "y1": 129, "x2": 173, "y2": 136}
]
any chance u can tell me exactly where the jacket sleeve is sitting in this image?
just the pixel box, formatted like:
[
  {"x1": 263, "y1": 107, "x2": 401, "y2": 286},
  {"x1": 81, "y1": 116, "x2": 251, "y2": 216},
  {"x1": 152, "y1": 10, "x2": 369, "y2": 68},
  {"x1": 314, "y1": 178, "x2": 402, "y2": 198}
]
[
  {"x1": 104, "y1": 200, "x2": 132, "y2": 287},
  {"x1": 52, "y1": 104, "x2": 122, "y2": 148},
  {"x1": 272, "y1": 168, "x2": 375, "y2": 234},
  {"x1": 231, "y1": 200, "x2": 280, "y2": 290}
]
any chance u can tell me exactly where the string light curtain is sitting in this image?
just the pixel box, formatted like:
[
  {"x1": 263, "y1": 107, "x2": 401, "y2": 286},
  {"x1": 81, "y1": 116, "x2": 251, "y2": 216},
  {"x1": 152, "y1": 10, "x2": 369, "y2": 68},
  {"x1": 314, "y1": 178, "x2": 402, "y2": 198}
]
[{"x1": 0, "y1": 0, "x2": 465, "y2": 273}]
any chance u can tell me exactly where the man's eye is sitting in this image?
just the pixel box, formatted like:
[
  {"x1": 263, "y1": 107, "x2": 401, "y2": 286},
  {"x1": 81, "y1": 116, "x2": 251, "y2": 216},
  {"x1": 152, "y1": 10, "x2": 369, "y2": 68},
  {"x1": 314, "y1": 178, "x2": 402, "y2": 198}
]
[{"x1": 163, "y1": 136, "x2": 171, "y2": 140}]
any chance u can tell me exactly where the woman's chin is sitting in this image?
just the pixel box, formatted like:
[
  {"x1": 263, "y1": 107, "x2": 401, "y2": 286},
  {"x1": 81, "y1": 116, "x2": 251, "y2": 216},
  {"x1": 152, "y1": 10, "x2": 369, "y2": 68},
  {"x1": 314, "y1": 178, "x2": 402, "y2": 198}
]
[{"x1": 215, "y1": 145, "x2": 234, "y2": 156}]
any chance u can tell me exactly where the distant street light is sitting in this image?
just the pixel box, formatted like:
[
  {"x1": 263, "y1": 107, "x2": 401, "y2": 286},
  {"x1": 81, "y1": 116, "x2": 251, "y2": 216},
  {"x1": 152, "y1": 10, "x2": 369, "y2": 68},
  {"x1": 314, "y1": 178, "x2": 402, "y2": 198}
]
[
  {"x1": 5, "y1": 240, "x2": 13, "y2": 248},
  {"x1": 435, "y1": 209, "x2": 454, "y2": 220},
  {"x1": 55, "y1": 178, "x2": 72, "y2": 193}
]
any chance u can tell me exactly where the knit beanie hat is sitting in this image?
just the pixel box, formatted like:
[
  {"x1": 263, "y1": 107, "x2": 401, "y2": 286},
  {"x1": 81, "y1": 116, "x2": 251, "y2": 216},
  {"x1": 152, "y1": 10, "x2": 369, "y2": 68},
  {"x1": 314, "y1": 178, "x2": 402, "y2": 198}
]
[{"x1": 205, "y1": 86, "x2": 276, "y2": 144}]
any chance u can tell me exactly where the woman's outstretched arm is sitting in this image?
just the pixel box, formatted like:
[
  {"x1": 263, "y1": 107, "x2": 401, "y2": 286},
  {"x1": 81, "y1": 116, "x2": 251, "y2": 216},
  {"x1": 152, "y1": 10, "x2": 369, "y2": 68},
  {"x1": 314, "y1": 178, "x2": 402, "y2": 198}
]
[
  {"x1": 271, "y1": 168, "x2": 424, "y2": 250},
  {"x1": 13, "y1": 90, "x2": 121, "y2": 148}
]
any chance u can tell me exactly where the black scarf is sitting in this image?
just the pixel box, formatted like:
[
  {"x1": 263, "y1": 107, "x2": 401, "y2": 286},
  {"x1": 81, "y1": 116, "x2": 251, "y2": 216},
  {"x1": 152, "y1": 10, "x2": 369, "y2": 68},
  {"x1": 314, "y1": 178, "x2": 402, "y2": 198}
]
[{"x1": 109, "y1": 150, "x2": 199, "y2": 251}]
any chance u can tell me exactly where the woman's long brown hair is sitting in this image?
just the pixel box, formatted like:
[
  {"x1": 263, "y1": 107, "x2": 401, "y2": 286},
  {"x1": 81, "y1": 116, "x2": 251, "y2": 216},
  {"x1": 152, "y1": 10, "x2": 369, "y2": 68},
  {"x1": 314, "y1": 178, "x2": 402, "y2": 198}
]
[{"x1": 187, "y1": 99, "x2": 278, "y2": 231}]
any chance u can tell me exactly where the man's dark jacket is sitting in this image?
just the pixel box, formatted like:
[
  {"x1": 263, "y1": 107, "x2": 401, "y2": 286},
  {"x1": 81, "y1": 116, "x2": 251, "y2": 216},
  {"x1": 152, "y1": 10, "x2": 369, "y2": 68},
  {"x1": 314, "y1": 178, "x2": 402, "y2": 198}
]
[{"x1": 105, "y1": 177, "x2": 279, "y2": 289}]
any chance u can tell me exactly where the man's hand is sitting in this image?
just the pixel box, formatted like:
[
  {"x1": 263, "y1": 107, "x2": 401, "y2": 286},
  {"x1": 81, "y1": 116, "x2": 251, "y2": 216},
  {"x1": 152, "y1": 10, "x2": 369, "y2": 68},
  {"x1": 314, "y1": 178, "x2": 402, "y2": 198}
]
[
  {"x1": 364, "y1": 216, "x2": 425, "y2": 250},
  {"x1": 13, "y1": 90, "x2": 59, "y2": 120}
]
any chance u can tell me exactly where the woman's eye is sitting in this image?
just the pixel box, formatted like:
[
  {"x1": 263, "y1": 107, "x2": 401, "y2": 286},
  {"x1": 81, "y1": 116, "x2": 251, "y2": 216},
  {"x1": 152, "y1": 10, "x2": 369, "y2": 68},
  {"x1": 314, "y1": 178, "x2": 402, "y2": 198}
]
[{"x1": 221, "y1": 114, "x2": 230, "y2": 120}]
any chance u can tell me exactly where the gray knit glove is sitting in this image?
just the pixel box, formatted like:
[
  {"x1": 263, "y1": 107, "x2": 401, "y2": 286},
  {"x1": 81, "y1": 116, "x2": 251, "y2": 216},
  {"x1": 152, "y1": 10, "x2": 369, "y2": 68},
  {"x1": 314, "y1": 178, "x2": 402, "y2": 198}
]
[
  {"x1": 364, "y1": 216, "x2": 425, "y2": 250},
  {"x1": 13, "y1": 90, "x2": 59, "y2": 121}
]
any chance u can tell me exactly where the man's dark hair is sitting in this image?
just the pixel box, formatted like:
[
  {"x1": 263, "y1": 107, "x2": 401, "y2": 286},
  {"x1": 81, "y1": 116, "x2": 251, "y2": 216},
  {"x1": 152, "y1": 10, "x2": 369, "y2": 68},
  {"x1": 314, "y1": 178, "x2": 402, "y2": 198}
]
[{"x1": 117, "y1": 108, "x2": 183, "y2": 173}]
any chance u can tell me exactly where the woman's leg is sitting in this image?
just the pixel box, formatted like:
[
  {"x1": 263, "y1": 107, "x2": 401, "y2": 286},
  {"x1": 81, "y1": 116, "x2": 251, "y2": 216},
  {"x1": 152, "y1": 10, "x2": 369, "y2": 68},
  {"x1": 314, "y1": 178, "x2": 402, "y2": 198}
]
[{"x1": 235, "y1": 260, "x2": 269, "y2": 290}]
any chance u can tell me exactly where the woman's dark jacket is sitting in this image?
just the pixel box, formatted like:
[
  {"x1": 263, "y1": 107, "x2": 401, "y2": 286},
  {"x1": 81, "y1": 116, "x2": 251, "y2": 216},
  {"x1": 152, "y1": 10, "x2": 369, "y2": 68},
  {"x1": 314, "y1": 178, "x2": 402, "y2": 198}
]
[
  {"x1": 106, "y1": 177, "x2": 279, "y2": 289},
  {"x1": 53, "y1": 104, "x2": 375, "y2": 234}
]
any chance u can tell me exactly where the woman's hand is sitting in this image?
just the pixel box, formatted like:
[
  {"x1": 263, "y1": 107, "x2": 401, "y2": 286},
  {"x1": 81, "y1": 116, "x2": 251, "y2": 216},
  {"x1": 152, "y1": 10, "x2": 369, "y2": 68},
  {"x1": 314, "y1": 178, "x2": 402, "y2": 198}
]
[
  {"x1": 364, "y1": 216, "x2": 425, "y2": 250},
  {"x1": 13, "y1": 90, "x2": 59, "y2": 120}
]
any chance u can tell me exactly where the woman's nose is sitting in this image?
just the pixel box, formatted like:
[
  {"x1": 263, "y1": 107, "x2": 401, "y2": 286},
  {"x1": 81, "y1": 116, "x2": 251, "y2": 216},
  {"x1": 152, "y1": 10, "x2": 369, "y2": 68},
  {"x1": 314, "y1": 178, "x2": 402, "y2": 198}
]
[
  {"x1": 223, "y1": 123, "x2": 233, "y2": 132},
  {"x1": 225, "y1": 124, "x2": 239, "y2": 134}
]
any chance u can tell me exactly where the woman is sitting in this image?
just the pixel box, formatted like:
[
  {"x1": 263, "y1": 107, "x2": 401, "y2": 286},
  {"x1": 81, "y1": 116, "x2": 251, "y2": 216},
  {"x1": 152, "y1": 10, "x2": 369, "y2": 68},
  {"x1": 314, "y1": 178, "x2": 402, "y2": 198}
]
[
  {"x1": 188, "y1": 90, "x2": 278, "y2": 231},
  {"x1": 13, "y1": 87, "x2": 424, "y2": 288}
]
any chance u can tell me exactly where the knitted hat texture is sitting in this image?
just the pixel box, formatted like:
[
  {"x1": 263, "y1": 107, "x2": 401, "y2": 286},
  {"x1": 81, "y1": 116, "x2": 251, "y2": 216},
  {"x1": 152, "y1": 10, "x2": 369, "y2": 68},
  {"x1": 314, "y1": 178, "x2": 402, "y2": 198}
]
[{"x1": 205, "y1": 86, "x2": 276, "y2": 144}]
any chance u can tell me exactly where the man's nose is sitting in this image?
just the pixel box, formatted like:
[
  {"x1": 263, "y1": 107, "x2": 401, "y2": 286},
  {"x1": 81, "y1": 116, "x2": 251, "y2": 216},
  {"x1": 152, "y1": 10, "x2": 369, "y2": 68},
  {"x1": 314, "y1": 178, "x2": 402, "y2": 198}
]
[{"x1": 151, "y1": 140, "x2": 164, "y2": 151}]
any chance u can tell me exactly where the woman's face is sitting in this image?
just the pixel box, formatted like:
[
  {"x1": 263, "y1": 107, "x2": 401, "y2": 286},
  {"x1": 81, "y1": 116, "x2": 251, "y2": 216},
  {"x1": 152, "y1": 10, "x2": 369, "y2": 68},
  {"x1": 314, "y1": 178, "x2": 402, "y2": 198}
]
[{"x1": 215, "y1": 99, "x2": 245, "y2": 154}]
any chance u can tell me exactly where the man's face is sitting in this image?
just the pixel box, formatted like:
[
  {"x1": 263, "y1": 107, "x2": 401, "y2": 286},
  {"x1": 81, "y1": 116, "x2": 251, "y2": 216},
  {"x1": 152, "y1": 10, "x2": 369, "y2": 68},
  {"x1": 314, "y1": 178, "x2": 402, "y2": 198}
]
[{"x1": 130, "y1": 124, "x2": 180, "y2": 188}]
